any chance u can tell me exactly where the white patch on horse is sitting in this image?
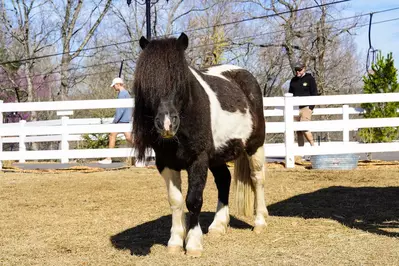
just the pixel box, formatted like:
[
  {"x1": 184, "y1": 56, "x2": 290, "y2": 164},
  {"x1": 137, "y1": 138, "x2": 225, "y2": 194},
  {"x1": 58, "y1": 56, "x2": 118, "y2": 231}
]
[
  {"x1": 185, "y1": 224, "x2": 203, "y2": 252},
  {"x1": 163, "y1": 114, "x2": 171, "y2": 131},
  {"x1": 189, "y1": 67, "x2": 253, "y2": 150},
  {"x1": 204, "y1": 64, "x2": 243, "y2": 81},
  {"x1": 208, "y1": 201, "x2": 230, "y2": 234},
  {"x1": 161, "y1": 168, "x2": 186, "y2": 249}
]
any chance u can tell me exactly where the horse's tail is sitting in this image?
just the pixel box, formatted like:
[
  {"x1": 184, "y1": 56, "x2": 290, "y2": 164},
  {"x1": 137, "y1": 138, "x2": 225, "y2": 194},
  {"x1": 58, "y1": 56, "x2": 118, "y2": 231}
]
[{"x1": 234, "y1": 153, "x2": 255, "y2": 217}]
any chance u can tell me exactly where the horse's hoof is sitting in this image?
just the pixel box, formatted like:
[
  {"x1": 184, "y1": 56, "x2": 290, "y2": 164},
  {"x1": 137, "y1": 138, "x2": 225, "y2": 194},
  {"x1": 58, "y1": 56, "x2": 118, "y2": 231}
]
[
  {"x1": 167, "y1": 246, "x2": 183, "y2": 254},
  {"x1": 208, "y1": 228, "x2": 226, "y2": 237},
  {"x1": 253, "y1": 224, "x2": 267, "y2": 234},
  {"x1": 186, "y1": 249, "x2": 202, "y2": 257}
]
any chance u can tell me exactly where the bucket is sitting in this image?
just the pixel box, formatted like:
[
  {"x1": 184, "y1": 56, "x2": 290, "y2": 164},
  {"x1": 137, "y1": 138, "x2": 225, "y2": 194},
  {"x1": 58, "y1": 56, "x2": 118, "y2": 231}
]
[{"x1": 311, "y1": 154, "x2": 359, "y2": 170}]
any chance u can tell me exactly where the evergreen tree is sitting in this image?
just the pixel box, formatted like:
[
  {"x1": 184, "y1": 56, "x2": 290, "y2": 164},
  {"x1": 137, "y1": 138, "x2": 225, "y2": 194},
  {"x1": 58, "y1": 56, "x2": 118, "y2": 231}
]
[{"x1": 359, "y1": 52, "x2": 399, "y2": 143}]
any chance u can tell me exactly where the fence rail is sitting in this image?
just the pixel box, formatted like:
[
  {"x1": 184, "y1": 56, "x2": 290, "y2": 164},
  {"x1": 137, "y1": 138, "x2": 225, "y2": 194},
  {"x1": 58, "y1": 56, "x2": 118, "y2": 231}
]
[{"x1": 0, "y1": 92, "x2": 398, "y2": 169}]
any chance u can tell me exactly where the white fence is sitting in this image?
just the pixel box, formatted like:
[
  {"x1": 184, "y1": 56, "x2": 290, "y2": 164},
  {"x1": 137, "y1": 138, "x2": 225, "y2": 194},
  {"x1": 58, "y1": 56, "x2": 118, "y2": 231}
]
[
  {"x1": 0, "y1": 92, "x2": 398, "y2": 169},
  {"x1": 267, "y1": 93, "x2": 399, "y2": 167}
]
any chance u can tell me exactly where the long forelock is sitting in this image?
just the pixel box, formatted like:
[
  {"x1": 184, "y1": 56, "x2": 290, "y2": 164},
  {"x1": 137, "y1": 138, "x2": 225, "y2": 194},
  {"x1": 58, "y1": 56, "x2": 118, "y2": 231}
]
[
  {"x1": 134, "y1": 38, "x2": 190, "y2": 109},
  {"x1": 133, "y1": 37, "x2": 191, "y2": 159}
]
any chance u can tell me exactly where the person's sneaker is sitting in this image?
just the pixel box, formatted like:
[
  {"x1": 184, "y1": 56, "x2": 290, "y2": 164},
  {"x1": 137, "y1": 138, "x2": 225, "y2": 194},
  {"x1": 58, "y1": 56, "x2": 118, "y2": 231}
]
[{"x1": 98, "y1": 158, "x2": 112, "y2": 164}]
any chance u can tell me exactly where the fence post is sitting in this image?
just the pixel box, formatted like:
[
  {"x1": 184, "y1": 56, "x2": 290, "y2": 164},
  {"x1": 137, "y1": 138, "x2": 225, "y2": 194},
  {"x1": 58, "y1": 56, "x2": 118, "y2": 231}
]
[
  {"x1": 342, "y1": 104, "x2": 350, "y2": 143},
  {"x1": 0, "y1": 100, "x2": 3, "y2": 170},
  {"x1": 61, "y1": 116, "x2": 69, "y2": 163},
  {"x1": 19, "y1": 120, "x2": 27, "y2": 163},
  {"x1": 284, "y1": 93, "x2": 295, "y2": 168}
]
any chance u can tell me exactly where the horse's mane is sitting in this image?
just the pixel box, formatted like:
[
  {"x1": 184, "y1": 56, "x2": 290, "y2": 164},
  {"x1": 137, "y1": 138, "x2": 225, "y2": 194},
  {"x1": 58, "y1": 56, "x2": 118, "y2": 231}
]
[{"x1": 133, "y1": 36, "x2": 190, "y2": 160}]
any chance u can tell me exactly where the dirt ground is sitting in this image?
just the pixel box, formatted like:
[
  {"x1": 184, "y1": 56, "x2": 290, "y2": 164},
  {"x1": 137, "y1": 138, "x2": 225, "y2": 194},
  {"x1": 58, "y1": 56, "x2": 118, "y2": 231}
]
[{"x1": 0, "y1": 162, "x2": 398, "y2": 265}]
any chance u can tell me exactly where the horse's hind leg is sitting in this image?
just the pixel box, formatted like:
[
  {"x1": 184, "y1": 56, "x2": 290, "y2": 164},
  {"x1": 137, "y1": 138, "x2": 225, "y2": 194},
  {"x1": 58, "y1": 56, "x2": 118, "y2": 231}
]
[
  {"x1": 248, "y1": 146, "x2": 268, "y2": 233},
  {"x1": 161, "y1": 168, "x2": 186, "y2": 253},
  {"x1": 208, "y1": 164, "x2": 231, "y2": 235}
]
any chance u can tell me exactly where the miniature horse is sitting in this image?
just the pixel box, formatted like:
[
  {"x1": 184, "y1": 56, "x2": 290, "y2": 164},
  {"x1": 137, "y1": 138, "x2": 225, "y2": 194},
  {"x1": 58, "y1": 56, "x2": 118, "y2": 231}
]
[{"x1": 132, "y1": 33, "x2": 268, "y2": 256}]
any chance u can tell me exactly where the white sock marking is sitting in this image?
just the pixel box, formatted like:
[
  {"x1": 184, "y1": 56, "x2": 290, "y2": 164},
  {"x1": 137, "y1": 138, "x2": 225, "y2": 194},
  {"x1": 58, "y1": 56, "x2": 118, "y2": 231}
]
[
  {"x1": 209, "y1": 201, "x2": 230, "y2": 233},
  {"x1": 185, "y1": 224, "x2": 203, "y2": 251},
  {"x1": 161, "y1": 168, "x2": 185, "y2": 247}
]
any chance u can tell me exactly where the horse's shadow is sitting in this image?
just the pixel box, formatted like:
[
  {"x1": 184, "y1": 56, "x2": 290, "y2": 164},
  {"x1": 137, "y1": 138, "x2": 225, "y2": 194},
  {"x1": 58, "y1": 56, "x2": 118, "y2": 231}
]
[
  {"x1": 268, "y1": 186, "x2": 399, "y2": 237},
  {"x1": 110, "y1": 211, "x2": 252, "y2": 256}
]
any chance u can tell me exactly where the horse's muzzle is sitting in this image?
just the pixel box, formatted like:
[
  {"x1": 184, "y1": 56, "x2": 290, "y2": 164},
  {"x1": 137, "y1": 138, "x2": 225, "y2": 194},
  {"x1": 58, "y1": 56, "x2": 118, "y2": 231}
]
[
  {"x1": 160, "y1": 130, "x2": 176, "y2": 139},
  {"x1": 155, "y1": 114, "x2": 180, "y2": 139}
]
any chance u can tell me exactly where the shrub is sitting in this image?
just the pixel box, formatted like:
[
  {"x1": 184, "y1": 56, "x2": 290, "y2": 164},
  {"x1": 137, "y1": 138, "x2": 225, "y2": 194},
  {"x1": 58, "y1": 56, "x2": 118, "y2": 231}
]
[
  {"x1": 78, "y1": 133, "x2": 123, "y2": 149},
  {"x1": 359, "y1": 52, "x2": 399, "y2": 143}
]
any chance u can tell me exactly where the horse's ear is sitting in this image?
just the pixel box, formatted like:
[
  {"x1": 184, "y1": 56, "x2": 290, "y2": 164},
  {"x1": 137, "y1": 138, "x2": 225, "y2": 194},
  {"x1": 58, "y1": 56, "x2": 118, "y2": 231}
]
[
  {"x1": 139, "y1": 36, "x2": 150, "y2": 50},
  {"x1": 177, "y1": 33, "x2": 188, "y2": 50}
]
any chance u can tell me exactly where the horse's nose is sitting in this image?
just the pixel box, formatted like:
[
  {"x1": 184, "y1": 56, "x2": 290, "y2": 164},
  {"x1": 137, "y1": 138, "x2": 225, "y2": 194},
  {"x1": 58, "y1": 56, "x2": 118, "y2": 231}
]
[
  {"x1": 155, "y1": 114, "x2": 176, "y2": 130},
  {"x1": 154, "y1": 113, "x2": 179, "y2": 139},
  {"x1": 156, "y1": 114, "x2": 179, "y2": 131}
]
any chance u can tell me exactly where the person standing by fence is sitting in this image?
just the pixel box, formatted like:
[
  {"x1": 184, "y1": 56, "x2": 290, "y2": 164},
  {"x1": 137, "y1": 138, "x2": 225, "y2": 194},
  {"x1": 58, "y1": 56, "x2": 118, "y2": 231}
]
[
  {"x1": 98, "y1": 77, "x2": 135, "y2": 165},
  {"x1": 289, "y1": 62, "x2": 318, "y2": 161}
]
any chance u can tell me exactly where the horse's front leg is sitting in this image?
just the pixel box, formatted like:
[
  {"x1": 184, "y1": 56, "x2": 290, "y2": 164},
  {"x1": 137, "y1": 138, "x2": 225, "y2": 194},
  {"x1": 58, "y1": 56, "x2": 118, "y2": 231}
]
[
  {"x1": 185, "y1": 153, "x2": 208, "y2": 257},
  {"x1": 161, "y1": 167, "x2": 186, "y2": 253}
]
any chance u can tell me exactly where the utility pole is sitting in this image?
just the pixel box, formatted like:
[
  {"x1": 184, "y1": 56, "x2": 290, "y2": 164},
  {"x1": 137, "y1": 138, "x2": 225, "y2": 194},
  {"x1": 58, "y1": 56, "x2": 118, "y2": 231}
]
[
  {"x1": 127, "y1": 0, "x2": 168, "y2": 40},
  {"x1": 146, "y1": 0, "x2": 151, "y2": 40},
  {"x1": 127, "y1": 0, "x2": 152, "y2": 40}
]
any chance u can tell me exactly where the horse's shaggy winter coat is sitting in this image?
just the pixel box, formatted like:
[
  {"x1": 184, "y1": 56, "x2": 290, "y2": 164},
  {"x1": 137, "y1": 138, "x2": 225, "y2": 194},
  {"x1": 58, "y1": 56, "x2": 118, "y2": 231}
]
[{"x1": 132, "y1": 33, "x2": 268, "y2": 256}]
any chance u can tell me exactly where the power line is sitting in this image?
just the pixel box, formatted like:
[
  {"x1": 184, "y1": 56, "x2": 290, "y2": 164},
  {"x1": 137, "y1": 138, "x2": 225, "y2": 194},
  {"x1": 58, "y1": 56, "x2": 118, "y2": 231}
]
[
  {"x1": 0, "y1": 0, "x2": 351, "y2": 65},
  {"x1": 363, "y1": 16, "x2": 399, "y2": 26},
  {"x1": 188, "y1": 16, "x2": 399, "y2": 50},
  {"x1": 371, "y1": 6, "x2": 399, "y2": 14},
  {"x1": 0, "y1": 59, "x2": 134, "y2": 84},
  {"x1": 182, "y1": 0, "x2": 351, "y2": 34},
  {"x1": 1, "y1": 70, "x2": 119, "y2": 89},
  {"x1": 1, "y1": 6, "x2": 398, "y2": 85},
  {"x1": 2, "y1": 14, "x2": 399, "y2": 87},
  {"x1": 230, "y1": 6, "x2": 399, "y2": 43},
  {"x1": 0, "y1": 41, "x2": 134, "y2": 65}
]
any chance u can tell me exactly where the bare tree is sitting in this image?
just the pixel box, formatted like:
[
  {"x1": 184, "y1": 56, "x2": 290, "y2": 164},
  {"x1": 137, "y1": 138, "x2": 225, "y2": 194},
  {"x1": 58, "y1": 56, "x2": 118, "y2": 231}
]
[
  {"x1": 107, "y1": 0, "x2": 229, "y2": 78},
  {"x1": 0, "y1": 0, "x2": 60, "y2": 152},
  {"x1": 247, "y1": 0, "x2": 361, "y2": 95},
  {"x1": 0, "y1": 0, "x2": 57, "y2": 109},
  {"x1": 51, "y1": 0, "x2": 112, "y2": 100}
]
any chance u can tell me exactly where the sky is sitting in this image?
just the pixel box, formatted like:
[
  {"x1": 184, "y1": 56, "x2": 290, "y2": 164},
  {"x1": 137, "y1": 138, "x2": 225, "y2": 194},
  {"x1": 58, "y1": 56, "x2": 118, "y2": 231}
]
[{"x1": 344, "y1": 0, "x2": 399, "y2": 70}]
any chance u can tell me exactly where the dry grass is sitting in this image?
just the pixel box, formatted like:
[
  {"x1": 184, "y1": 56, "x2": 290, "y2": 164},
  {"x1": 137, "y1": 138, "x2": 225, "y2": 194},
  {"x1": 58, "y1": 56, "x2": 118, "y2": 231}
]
[{"x1": 0, "y1": 163, "x2": 398, "y2": 265}]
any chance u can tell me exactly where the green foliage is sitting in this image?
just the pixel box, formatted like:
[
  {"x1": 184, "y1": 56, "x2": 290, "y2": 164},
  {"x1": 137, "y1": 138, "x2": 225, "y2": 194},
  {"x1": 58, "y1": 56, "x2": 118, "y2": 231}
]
[
  {"x1": 359, "y1": 52, "x2": 399, "y2": 143},
  {"x1": 78, "y1": 133, "x2": 123, "y2": 149},
  {"x1": 210, "y1": 28, "x2": 227, "y2": 65},
  {"x1": 201, "y1": 27, "x2": 228, "y2": 67}
]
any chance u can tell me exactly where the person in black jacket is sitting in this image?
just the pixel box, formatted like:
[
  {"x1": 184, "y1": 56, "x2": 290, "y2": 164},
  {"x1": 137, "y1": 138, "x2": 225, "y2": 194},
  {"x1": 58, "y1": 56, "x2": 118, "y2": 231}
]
[{"x1": 289, "y1": 62, "x2": 318, "y2": 148}]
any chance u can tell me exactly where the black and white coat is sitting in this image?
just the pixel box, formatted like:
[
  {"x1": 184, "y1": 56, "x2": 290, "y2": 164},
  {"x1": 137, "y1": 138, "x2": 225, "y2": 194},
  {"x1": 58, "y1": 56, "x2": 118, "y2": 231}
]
[{"x1": 132, "y1": 33, "x2": 267, "y2": 256}]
